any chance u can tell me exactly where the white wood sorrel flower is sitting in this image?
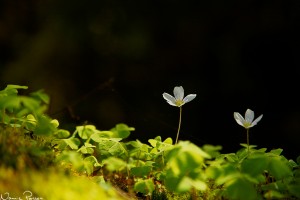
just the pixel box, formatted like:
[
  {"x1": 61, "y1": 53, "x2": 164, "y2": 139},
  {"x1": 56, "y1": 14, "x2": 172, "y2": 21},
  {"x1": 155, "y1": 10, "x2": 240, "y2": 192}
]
[
  {"x1": 162, "y1": 86, "x2": 196, "y2": 107},
  {"x1": 162, "y1": 86, "x2": 196, "y2": 144},
  {"x1": 234, "y1": 108, "x2": 263, "y2": 129}
]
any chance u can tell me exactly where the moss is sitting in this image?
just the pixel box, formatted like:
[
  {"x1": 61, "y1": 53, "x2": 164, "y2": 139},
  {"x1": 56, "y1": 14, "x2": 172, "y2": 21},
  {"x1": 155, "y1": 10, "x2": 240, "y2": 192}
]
[{"x1": 0, "y1": 167, "x2": 124, "y2": 200}]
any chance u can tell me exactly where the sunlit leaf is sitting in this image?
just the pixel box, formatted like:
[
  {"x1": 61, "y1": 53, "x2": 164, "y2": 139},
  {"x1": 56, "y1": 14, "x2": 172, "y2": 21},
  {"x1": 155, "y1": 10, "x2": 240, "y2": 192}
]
[
  {"x1": 267, "y1": 157, "x2": 292, "y2": 180},
  {"x1": 134, "y1": 179, "x2": 155, "y2": 195},
  {"x1": 64, "y1": 138, "x2": 81, "y2": 150},
  {"x1": 83, "y1": 159, "x2": 94, "y2": 175},
  {"x1": 34, "y1": 115, "x2": 57, "y2": 136},
  {"x1": 224, "y1": 153, "x2": 239, "y2": 163},
  {"x1": 270, "y1": 148, "x2": 283, "y2": 156},
  {"x1": 103, "y1": 157, "x2": 127, "y2": 172},
  {"x1": 110, "y1": 123, "x2": 134, "y2": 139},
  {"x1": 241, "y1": 155, "x2": 268, "y2": 176},
  {"x1": 0, "y1": 96, "x2": 21, "y2": 110},
  {"x1": 30, "y1": 89, "x2": 50, "y2": 104},
  {"x1": 0, "y1": 85, "x2": 28, "y2": 97},
  {"x1": 56, "y1": 129, "x2": 71, "y2": 139},
  {"x1": 263, "y1": 190, "x2": 285, "y2": 199},
  {"x1": 90, "y1": 131, "x2": 113, "y2": 142},
  {"x1": 176, "y1": 177, "x2": 207, "y2": 192},
  {"x1": 202, "y1": 144, "x2": 222, "y2": 158},
  {"x1": 77, "y1": 125, "x2": 98, "y2": 139},
  {"x1": 163, "y1": 137, "x2": 173, "y2": 145},
  {"x1": 224, "y1": 176, "x2": 258, "y2": 200},
  {"x1": 50, "y1": 119, "x2": 59, "y2": 128}
]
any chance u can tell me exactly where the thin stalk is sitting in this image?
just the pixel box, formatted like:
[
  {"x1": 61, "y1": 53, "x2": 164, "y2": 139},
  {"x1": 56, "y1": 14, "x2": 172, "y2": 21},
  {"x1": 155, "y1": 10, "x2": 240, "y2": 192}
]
[
  {"x1": 175, "y1": 106, "x2": 182, "y2": 144},
  {"x1": 246, "y1": 128, "x2": 250, "y2": 154}
]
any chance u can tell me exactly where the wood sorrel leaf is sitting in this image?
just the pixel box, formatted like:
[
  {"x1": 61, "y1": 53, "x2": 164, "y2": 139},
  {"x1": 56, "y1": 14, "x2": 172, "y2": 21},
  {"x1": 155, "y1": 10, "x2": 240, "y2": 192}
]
[
  {"x1": 110, "y1": 123, "x2": 135, "y2": 139},
  {"x1": 134, "y1": 179, "x2": 155, "y2": 195},
  {"x1": 76, "y1": 125, "x2": 98, "y2": 139}
]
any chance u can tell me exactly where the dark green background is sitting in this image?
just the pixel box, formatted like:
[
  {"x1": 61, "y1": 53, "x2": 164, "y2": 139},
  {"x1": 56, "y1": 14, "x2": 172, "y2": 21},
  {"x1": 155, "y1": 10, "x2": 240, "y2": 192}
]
[{"x1": 0, "y1": 0, "x2": 299, "y2": 159}]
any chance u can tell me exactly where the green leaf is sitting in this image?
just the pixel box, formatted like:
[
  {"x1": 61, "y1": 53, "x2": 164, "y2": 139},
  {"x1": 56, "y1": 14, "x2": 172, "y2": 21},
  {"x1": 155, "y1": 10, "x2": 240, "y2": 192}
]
[
  {"x1": 241, "y1": 155, "x2": 268, "y2": 176},
  {"x1": 55, "y1": 129, "x2": 71, "y2": 138},
  {"x1": 97, "y1": 138, "x2": 127, "y2": 157},
  {"x1": 127, "y1": 140, "x2": 152, "y2": 159},
  {"x1": 24, "y1": 114, "x2": 37, "y2": 130},
  {"x1": 149, "y1": 136, "x2": 173, "y2": 154},
  {"x1": 224, "y1": 153, "x2": 239, "y2": 163},
  {"x1": 297, "y1": 156, "x2": 300, "y2": 164},
  {"x1": 78, "y1": 146, "x2": 94, "y2": 154},
  {"x1": 56, "y1": 151, "x2": 84, "y2": 170},
  {"x1": 288, "y1": 159, "x2": 298, "y2": 168},
  {"x1": 164, "y1": 141, "x2": 210, "y2": 193},
  {"x1": 176, "y1": 177, "x2": 207, "y2": 192},
  {"x1": 270, "y1": 148, "x2": 283, "y2": 156},
  {"x1": 267, "y1": 157, "x2": 292, "y2": 180},
  {"x1": 103, "y1": 157, "x2": 127, "y2": 172},
  {"x1": 76, "y1": 125, "x2": 98, "y2": 139},
  {"x1": 148, "y1": 136, "x2": 162, "y2": 148},
  {"x1": 33, "y1": 115, "x2": 57, "y2": 136},
  {"x1": 240, "y1": 143, "x2": 257, "y2": 149},
  {"x1": 205, "y1": 166, "x2": 222, "y2": 180},
  {"x1": 30, "y1": 89, "x2": 50, "y2": 104},
  {"x1": 50, "y1": 119, "x2": 59, "y2": 128},
  {"x1": 263, "y1": 190, "x2": 285, "y2": 199},
  {"x1": 78, "y1": 143, "x2": 95, "y2": 154},
  {"x1": 163, "y1": 137, "x2": 173, "y2": 145},
  {"x1": 0, "y1": 85, "x2": 28, "y2": 97},
  {"x1": 51, "y1": 139, "x2": 68, "y2": 150},
  {"x1": 90, "y1": 131, "x2": 113, "y2": 142},
  {"x1": 131, "y1": 166, "x2": 152, "y2": 177},
  {"x1": 134, "y1": 179, "x2": 155, "y2": 195},
  {"x1": 20, "y1": 96, "x2": 41, "y2": 112},
  {"x1": 288, "y1": 184, "x2": 300, "y2": 198},
  {"x1": 82, "y1": 156, "x2": 102, "y2": 175},
  {"x1": 224, "y1": 176, "x2": 258, "y2": 200},
  {"x1": 214, "y1": 164, "x2": 239, "y2": 185},
  {"x1": 84, "y1": 156, "x2": 102, "y2": 167},
  {"x1": 202, "y1": 144, "x2": 222, "y2": 158},
  {"x1": 64, "y1": 138, "x2": 81, "y2": 150},
  {"x1": 83, "y1": 159, "x2": 94, "y2": 175},
  {"x1": 110, "y1": 123, "x2": 134, "y2": 139},
  {"x1": 164, "y1": 176, "x2": 180, "y2": 192},
  {"x1": 0, "y1": 96, "x2": 21, "y2": 110}
]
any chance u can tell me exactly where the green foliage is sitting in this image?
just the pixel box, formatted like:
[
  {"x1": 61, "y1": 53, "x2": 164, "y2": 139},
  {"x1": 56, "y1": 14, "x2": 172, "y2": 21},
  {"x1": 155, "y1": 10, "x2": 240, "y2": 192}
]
[
  {"x1": 0, "y1": 84, "x2": 299, "y2": 200},
  {"x1": 134, "y1": 178, "x2": 155, "y2": 195},
  {"x1": 164, "y1": 141, "x2": 210, "y2": 193},
  {"x1": 205, "y1": 146, "x2": 299, "y2": 200}
]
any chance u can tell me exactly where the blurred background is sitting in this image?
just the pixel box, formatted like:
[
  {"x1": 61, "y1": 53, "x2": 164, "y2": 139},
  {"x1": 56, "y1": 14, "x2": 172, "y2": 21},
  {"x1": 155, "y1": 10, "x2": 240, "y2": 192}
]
[{"x1": 0, "y1": 0, "x2": 299, "y2": 159}]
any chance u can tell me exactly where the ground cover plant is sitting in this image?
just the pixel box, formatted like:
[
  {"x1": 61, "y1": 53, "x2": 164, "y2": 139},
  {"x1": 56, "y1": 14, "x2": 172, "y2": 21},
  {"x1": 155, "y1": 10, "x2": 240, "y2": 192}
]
[{"x1": 0, "y1": 84, "x2": 299, "y2": 200}]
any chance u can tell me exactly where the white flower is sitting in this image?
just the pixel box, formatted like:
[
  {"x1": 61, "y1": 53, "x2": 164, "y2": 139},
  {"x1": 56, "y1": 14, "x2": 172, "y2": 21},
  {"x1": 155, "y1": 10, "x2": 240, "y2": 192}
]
[
  {"x1": 163, "y1": 86, "x2": 196, "y2": 107},
  {"x1": 234, "y1": 109, "x2": 263, "y2": 129}
]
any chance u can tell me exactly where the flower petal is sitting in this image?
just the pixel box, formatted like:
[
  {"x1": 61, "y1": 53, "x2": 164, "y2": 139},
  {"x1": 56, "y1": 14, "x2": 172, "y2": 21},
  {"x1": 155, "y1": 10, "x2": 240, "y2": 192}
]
[
  {"x1": 234, "y1": 112, "x2": 245, "y2": 127},
  {"x1": 250, "y1": 114, "x2": 263, "y2": 127},
  {"x1": 183, "y1": 94, "x2": 197, "y2": 104},
  {"x1": 245, "y1": 109, "x2": 254, "y2": 123},
  {"x1": 173, "y1": 86, "x2": 184, "y2": 100},
  {"x1": 162, "y1": 93, "x2": 177, "y2": 106}
]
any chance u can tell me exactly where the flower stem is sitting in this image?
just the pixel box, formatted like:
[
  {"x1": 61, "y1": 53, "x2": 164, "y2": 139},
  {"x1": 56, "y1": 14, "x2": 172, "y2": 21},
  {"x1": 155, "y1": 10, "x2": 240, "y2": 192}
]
[
  {"x1": 175, "y1": 106, "x2": 182, "y2": 144},
  {"x1": 246, "y1": 128, "x2": 250, "y2": 154}
]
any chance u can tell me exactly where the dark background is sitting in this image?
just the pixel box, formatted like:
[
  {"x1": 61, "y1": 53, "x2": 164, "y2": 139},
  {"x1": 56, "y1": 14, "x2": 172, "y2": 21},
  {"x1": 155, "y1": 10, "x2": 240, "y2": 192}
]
[{"x1": 0, "y1": 0, "x2": 299, "y2": 159}]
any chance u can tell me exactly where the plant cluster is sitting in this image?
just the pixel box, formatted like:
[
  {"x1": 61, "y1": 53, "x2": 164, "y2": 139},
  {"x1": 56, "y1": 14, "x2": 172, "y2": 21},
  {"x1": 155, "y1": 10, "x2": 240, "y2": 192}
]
[{"x1": 0, "y1": 84, "x2": 299, "y2": 200}]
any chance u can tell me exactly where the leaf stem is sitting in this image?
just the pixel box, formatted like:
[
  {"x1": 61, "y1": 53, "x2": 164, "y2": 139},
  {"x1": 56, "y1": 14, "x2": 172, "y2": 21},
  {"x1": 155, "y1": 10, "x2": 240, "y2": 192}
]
[{"x1": 175, "y1": 106, "x2": 182, "y2": 144}]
